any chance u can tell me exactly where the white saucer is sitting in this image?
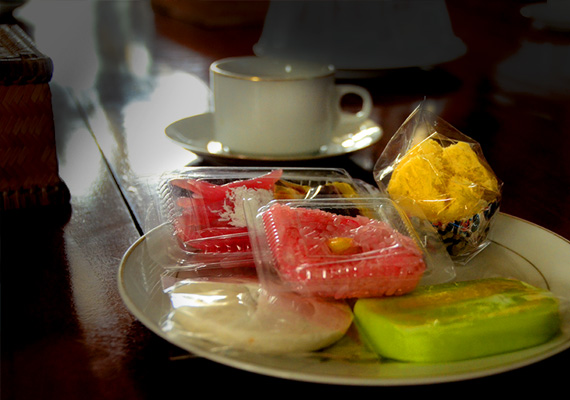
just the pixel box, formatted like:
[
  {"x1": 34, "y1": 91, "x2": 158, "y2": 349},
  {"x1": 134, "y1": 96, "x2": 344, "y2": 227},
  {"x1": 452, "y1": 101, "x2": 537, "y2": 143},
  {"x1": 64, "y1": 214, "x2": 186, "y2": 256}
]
[
  {"x1": 521, "y1": 3, "x2": 570, "y2": 32},
  {"x1": 254, "y1": 41, "x2": 467, "y2": 80},
  {"x1": 165, "y1": 113, "x2": 382, "y2": 163},
  {"x1": 253, "y1": 0, "x2": 467, "y2": 79}
]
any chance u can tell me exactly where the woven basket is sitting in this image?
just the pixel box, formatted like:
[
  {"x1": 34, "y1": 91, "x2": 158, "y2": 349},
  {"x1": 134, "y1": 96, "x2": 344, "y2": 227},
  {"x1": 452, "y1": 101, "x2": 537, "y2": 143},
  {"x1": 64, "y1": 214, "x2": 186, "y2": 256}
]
[{"x1": 0, "y1": 24, "x2": 69, "y2": 210}]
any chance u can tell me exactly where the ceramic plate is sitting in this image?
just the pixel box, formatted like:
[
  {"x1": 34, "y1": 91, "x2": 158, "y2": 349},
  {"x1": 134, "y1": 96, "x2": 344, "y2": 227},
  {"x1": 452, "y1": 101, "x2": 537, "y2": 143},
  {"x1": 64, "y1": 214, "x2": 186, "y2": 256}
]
[
  {"x1": 253, "y1": 41, "x2": 467, "y2": 80},
  {"x1": 521, "y1": 3, "x2": 570, "y2": 32},
  {"x1": 165, "y1": 113, "x2": 382, "y2": 163},
  {"x1": 118, "y1": 213, "x2": 570, "y2": 385},
  {"x1": 331, "y1": 40, "x2": 466, "y2": 79}
]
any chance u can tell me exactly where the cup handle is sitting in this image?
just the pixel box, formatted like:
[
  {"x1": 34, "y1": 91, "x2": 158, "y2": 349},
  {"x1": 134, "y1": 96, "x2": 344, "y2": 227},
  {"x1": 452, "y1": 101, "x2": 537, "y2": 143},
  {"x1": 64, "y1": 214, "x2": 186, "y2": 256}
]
[{"x1": 336, "y1": 84, "x2": 373, "y2": 124}]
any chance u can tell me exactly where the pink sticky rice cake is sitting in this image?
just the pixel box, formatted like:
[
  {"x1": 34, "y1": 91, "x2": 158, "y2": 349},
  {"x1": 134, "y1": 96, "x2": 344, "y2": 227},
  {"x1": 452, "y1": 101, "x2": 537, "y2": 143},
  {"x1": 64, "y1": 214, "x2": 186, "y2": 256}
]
[{"x1": 261, "y1": 203, "x2": 426, "y2": 299}]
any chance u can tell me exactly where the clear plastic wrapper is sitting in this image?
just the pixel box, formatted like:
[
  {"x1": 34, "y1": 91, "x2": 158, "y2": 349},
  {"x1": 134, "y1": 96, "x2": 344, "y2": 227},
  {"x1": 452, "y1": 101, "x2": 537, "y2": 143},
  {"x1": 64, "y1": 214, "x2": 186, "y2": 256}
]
[
  {"x1": 150, "y1": 167, "x2": 379, "y2": 271},
  {"x1": 153, "y1": 165, "x2": 569, "y2": 361},
  {"x1": 161, "y1": 277, "x2": 355, "y2": 355},
  {"x1": 373, "y1": 104, "x2": 503, "y2": 264},
  {"x1": 245, "y1": 196, "x2": 455, "y2": 300},
  {"x1": 159, "y1": 274, "x2": 568, "y2": 359}
]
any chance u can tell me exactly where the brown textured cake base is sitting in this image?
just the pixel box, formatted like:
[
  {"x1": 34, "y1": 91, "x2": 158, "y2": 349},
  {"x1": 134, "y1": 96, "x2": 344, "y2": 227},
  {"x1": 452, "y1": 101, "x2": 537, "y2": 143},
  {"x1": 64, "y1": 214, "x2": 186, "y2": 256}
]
[{"x1": 0, "y1": 25, "x2": 69, "y2": 210}]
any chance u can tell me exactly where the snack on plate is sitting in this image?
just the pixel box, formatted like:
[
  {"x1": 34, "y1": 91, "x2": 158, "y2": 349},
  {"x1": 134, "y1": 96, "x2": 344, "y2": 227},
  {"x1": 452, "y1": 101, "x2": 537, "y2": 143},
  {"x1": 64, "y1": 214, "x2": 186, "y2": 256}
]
[
  {"x1": 162, "y1": 280, "x2": 354, "y2": 354},
  {"x1": 353, "y1": 278, "x2": 561, "y2": 363},
  {"x1": 161, "y1": 167, "x2": 375, "y2": 264},
  {"x1": 249, "y1": 198, "x2": 429, "y2": 299},
  {"x1": 387, "y1": 139, "x2": 500, "y2": 222},
  {"x1": 169, "y1": 169, "x2": 282, "y2": 254},
  {"x1": 374, "y1": 104, "x2": 502, "y2": 263}
]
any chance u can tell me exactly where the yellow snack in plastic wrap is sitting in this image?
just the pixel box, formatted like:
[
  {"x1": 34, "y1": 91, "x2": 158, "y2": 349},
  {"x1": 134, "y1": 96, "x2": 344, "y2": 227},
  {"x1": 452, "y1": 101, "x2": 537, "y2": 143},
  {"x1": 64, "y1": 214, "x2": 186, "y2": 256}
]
[
  {"x1": 387, "y1": 139, "x2": 499, "y2": 224},
  {"x1": 444, "y1": 142, "x2": 498, "y2": 195}
]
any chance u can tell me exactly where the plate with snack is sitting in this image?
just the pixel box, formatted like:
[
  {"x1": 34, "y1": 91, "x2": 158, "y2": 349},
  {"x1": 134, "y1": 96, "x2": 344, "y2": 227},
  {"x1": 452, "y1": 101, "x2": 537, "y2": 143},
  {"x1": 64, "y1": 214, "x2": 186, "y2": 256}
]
[
  {"x1": 118, "y1": 167, "x2": 569, "y2": 385},
  {"x1": 119, "y1": 111, "x2": 569, "y2": 385},
  {"x1": 119, "y1": 210, "x2": 570, "y2": 385}
]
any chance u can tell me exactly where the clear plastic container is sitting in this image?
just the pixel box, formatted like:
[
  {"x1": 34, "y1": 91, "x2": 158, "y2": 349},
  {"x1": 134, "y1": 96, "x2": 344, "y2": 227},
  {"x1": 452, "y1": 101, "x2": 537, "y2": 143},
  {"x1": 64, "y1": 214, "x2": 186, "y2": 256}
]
[
  {"x1": 152, "y1": 167, "x2": 379, "y2": 271},
  {"x1": 245, "y1": 197, "x2": 455, "y2": 300}
]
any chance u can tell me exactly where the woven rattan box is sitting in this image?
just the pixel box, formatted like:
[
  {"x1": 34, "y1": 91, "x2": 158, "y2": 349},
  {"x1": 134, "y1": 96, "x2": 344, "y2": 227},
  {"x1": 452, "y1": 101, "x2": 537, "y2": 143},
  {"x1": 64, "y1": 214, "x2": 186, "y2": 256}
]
[{"x1": 0, "y1": 24, "x2": 69, "y2": 210}]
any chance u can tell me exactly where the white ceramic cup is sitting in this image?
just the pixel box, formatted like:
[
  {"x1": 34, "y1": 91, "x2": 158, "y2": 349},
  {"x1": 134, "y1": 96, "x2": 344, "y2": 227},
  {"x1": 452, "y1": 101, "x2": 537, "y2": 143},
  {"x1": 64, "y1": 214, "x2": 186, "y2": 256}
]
[{"x1": 209, "y1": 56, "x2": 372, "y2": 156}]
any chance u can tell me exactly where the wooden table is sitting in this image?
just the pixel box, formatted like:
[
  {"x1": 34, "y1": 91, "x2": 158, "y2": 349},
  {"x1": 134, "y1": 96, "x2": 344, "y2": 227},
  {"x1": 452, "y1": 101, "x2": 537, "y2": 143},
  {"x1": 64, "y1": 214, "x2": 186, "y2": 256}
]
[{"x1": 2, "y1": 1, "x2": 569, "y2": 398}]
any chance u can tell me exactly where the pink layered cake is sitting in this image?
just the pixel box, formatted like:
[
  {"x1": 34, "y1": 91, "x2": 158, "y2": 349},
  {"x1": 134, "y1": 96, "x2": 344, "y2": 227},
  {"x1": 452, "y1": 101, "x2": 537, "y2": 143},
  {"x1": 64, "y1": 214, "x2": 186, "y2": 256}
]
[
  {"x1": 261, "y1": 203, "x2": 426, "y2": 299},
  {"x1": 170, "y1": 169, "x2": 283, "y2": 253}
]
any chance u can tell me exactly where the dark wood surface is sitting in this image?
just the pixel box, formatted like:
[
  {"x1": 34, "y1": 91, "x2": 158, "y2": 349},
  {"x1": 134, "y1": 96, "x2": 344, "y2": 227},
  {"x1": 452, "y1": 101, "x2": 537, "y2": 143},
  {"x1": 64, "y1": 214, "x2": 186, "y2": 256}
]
[{"x1": 2, "y1": 1, "x2": 569, "y2": 398}]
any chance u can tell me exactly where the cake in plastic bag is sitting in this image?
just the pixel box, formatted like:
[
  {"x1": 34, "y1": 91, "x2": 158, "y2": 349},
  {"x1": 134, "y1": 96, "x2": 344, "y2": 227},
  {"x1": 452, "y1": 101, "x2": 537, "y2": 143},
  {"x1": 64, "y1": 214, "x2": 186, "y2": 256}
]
[
  {"x1": 354, "y1": 278, "x2": 561, "y2": 362},
  {"x1": 374, "y1": 104, "x2": 502, "y2": 263},
  {"x1": 162, "y1": 278, "x2": 354, "y2": 355}
]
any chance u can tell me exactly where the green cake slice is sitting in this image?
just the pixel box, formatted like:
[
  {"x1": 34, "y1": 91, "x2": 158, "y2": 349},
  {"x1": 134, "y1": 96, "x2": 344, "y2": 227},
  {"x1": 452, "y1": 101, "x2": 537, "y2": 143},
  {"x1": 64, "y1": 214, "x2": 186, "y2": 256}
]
[{"x1": 353, "y1": 278, "x2": 561, "y2": 363}]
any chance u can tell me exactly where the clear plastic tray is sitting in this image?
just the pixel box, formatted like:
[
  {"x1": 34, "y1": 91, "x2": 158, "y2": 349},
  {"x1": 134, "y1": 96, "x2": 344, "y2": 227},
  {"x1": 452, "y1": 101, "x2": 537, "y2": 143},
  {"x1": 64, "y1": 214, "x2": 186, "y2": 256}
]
[
  {"x1": 152, "y1": 167, "x2": 380, "y2": 271},
  {"x1": 245, "y1": 197, "x2": 455, "y2": 299}
]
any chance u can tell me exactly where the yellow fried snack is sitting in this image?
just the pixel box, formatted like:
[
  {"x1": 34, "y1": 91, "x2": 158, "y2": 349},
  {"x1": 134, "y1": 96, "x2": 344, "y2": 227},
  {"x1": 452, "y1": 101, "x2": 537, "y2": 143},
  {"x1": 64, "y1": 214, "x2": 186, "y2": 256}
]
[
  {"x1": 444, "y1": 142, "x2": 498, "y2": 196},
  {"x1": 387, "y1": 138, "x2": 499, "y2": 224}
]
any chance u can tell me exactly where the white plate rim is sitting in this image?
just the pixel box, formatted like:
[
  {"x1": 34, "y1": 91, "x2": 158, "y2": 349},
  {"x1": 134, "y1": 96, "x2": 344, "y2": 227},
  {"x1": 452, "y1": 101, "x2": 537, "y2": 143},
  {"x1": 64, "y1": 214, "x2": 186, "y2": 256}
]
[{"x1": 118, "y1": 212, "x2": 570, "y2": 386}]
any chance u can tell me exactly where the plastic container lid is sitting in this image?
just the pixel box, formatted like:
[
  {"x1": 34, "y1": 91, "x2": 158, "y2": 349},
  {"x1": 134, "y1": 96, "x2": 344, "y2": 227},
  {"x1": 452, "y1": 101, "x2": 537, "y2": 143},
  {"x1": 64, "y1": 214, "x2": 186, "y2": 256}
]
[
  {"x1": 245, "y1": 197, "x2": 455, "y2": 300},
  {"x1": 152, "y1": 167, "x2": 379, "y2": 271}
]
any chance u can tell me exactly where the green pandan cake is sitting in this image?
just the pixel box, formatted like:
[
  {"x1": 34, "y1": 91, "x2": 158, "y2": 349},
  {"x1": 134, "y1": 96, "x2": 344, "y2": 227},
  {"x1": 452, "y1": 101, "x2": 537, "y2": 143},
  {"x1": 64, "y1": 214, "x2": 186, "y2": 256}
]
[{"x1": 353, "y1": 278, "x2": 561, "y2": 363}]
